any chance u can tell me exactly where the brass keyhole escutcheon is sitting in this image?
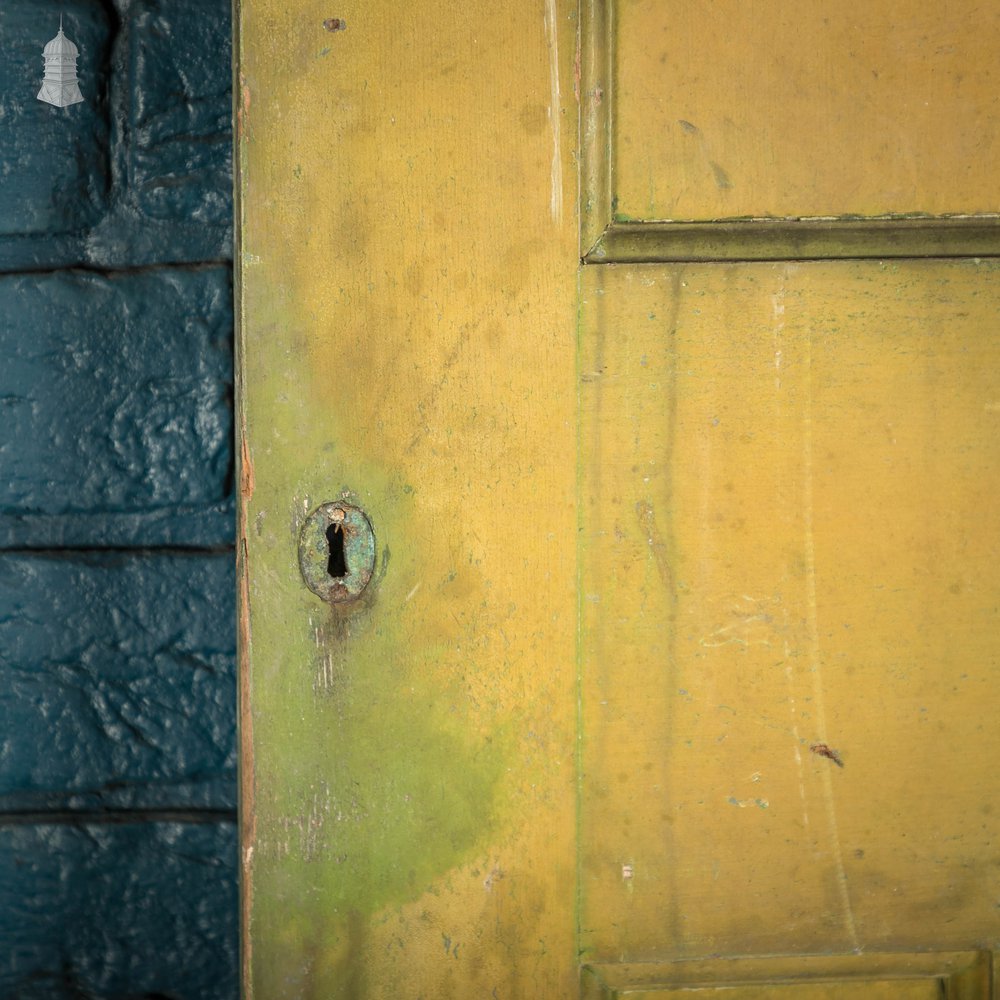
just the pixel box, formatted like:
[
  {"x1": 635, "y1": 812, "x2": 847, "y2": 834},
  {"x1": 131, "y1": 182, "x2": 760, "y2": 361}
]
[{"x1": 298, "y1": 502, "x2": 376, "y2": 603}]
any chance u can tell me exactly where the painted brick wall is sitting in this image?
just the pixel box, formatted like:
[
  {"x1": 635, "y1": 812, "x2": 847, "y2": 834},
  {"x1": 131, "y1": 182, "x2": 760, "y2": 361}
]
[{"x1": 0, "y1": 0, "x2": 237, "y2": 996}]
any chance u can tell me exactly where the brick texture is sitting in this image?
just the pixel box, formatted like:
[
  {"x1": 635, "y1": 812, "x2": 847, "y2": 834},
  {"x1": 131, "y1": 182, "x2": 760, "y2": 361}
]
[
  {"x1": 0, "y1": 0, "x2": 234, "y2": 272},
  {"x1": 0, "y1": 0, "x2": 238, "y2": 993},
  {"x1": 0, "y1": 553, "x2": 236, "y2": 812},
  {"x1": 0, "y1": 266, "x2": 233, "y2": 517},
  {"x1": 0, "y1": 1, "x2": 111, "y2": 237},
  {"x1": 0, "y1": 822, "x2": 238, "y2": 1000},
  {"x1": 130, "y1": 0, "x2": 234, "y2": 226}
]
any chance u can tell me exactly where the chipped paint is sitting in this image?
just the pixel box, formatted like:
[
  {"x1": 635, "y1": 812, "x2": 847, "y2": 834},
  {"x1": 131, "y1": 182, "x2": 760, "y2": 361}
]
[
  {"x1": 237, "y1": 421, "x2": 256, "y2": 996},
  {"x1": 810, "y1": 743, "x2": 845, "y2": 768},
  {"x1": 727, "y1": 796, "x2": 770, "y2": 810}
]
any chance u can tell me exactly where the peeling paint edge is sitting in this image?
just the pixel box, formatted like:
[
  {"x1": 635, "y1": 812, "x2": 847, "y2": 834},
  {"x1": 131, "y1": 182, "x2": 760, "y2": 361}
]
[{"x1": 233, "y1": 0, "x2": 256, "y2": 993}]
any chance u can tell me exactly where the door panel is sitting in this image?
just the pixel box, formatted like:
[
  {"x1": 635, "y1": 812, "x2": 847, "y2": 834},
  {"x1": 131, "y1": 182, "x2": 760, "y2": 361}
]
[
  {"x1": 238, "y1": 0, "x2": 1000, "y2": 994},
  {"x1": 579, "y1": 261, "x2": 1000, "y2": 961},
  {"x1": 582, "y1": 952, "x2": 993, "y2": 999},
  {"x1": 613, "y1": 0, "x2": 1000, "y2": 222},
  {"x1": 581, "y1": 0, "x2": 1000, "y2": 261}
]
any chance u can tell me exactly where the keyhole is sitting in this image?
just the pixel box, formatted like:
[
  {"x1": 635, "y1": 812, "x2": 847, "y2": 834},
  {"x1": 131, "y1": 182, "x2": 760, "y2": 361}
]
[
  {"x1": 299, "y1": 501, "x2": 375, "y2": 603},
  {"x1": 326, "y1": 522, "x2": 348, "y2": 578}
]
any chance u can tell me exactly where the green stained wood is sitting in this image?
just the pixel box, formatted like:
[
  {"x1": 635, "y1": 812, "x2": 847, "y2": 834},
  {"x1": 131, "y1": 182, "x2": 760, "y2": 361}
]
[{"x1": 236, "y1": 0, "x2": 580, "y2": 994}]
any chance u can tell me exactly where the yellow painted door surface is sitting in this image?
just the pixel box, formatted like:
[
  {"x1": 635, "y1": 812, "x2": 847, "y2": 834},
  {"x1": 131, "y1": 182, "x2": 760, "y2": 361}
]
[
  {"x1": 236, "y1": 0, "x2": 1000, "y2": 996},
  {"x1": 578, "y1": 262, "x2": 1000, "y2": 969}
]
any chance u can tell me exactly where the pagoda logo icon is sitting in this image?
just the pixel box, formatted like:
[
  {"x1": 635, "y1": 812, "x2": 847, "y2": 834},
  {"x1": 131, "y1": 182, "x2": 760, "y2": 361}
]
[{"x1": 37, "y1": 16, "x2": 84, "y2": 108}]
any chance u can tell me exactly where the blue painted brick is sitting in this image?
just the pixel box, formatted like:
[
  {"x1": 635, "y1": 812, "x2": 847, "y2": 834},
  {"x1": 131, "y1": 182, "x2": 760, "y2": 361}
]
[
  {"x1": 0, "y1": 500, "x2": 236, "y2": 550},
  {"x1": 0, "y1": 1, "x2": 111, "y2": 236},
  {"x1": 129, "y1": 0, "x2": 233, "y2": 226},
  {"x1": 0, "y1": 821, "x2": 237, "y2": 999},
  {"x1": 0, "y1": 265, "x2": 232, "y2": 518},
  {"x1": 0, "y1": 553, "x2": 236, "y2": 812}
]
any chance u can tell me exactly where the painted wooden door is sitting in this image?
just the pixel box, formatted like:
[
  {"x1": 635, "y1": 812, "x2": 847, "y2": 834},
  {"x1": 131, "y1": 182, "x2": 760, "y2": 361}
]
[{"x1": 236, "y1": 0, "x2": 1000, "y2": 996}]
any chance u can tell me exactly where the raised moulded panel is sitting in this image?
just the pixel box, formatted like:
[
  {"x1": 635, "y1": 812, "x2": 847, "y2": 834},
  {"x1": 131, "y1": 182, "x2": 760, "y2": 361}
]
[
  {"x1": 578, "y1": 260, "x2": 1000, "y2": 962},
  {"x1": 581, "y1": 952, "x2": 994, "y2": 999},
  {"x1": 581, "y1": 0, "x2": 1000, "y2": 260}
]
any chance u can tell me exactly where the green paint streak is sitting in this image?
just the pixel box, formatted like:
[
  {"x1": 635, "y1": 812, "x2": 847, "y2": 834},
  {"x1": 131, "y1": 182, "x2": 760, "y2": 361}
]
[{"x1": 242, "y1": 288, "x2": 510, "y2": 997}]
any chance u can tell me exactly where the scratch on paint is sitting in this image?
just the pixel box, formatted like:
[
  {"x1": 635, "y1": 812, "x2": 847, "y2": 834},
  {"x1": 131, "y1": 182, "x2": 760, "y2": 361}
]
[
  {"x1": 264, "y1": 785, "x2": 335, "y2": 863},
  {"x1": 483, "y1": 866, "x2": 504, "y2": 892},
  {"x1": 406, "y1": 324, "x2": 474, "y2": 453},
  {"x1": 543, "y1": 0, "x2": 563, "y2": 224},
  {"x1": 700, "y1": 621, "x2": 772, "y2": 648},
  {"x1": 297, "y1": 785, "x2": 332, "y2": 862},
  {"x1": 699, "y1": 631, "x2": 770, "y2": 649},
  {"x1": 699, "y1": 594, "x2": 776, "y2": 649},
  {"x1": 802, "y1": 337, "x2": 859, "y2": 951},
  {"x1": 573, "y1": 34, "x2": 581, "y2": 103},
  {"x1": 771, "y1": 292, "x2": 808, "y2": 832},
  {"x1": 783, "y1": 633, "x2": 810, "y2": 831},
  {"x1": 636, "y1": 500, "x2": 673, "y2": 594},
  {"x1": 728, "y1": 796, "x2": 769, "y2": 809},
  {"x1": 313, "y1": 650, "x2": 336, "y2": 694},
  {"x1": 771, "y1": 287, "x2": 785, "y2": 392}
]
